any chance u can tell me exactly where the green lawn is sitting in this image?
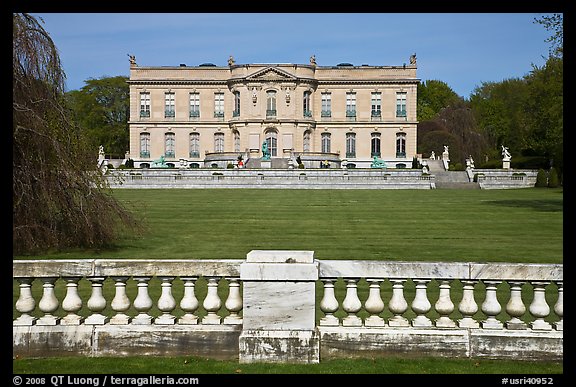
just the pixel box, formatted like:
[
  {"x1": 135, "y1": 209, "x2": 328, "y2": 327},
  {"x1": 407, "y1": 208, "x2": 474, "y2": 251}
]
[
  {"x1": 15, "y1": 188, "x2": 563, "y2": 263},
  {"x1": 13, "y1": 188, "x2": 563, "y2": 374}
]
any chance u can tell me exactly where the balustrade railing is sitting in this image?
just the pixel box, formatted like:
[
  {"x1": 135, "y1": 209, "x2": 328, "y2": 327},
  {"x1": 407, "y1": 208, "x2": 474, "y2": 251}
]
[
  {"x1": 13, "y1": 260, "x2": 242, "y2": 327},
  {"x1": 14, "y1": 259, "x2": 562, "y2": 331}
]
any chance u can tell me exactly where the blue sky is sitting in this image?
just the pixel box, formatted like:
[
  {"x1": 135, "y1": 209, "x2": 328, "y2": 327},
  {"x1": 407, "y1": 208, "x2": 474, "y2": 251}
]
[{"x1": 31, "y1": 13, "x2": 557, "y2": 98}]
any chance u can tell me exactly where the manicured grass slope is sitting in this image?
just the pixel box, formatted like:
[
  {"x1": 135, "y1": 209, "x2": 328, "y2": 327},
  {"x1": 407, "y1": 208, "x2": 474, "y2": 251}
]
[{"x1": 18, "y1": 188, "x2": 563, "y2": 263}]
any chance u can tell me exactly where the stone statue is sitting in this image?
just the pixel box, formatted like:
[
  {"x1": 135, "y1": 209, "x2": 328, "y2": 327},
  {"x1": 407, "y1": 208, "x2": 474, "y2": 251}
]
[
  {"x1": 128, "y1": 54, "x2": 137, "y2": 66},
  {"x1": 469, "y1": 155, "x2": 475, "y2": 169},
  {"x1": 310, "y1": 54, "x2": 316, "y2": 65},
  {"x1": 370, "y1": 156, "x2": 386, "y2": 169},
  {"x1": 430, "y1": 151, "x2": 435, "y2": 160},
  {"x1": 252, "y1": 87, "x2": 257, "y2": 103},
  {"x1": 262, "y1": 141, "x2": 271, "y2": 161},
  {"x1": 228, "y1": 55, "x2": 235, "y2": 66},
  {"x1": 285, "y1": 88, "x2": 291, "y2": 102},
  {"x1": 443, "y1": 145, "x2": 449, "y2": 154},
  {"x1": 410, "y1": 53, "x2": 417, "y2": 65},
  {"x1": 501, "y1": 145, "x2": 511, "y2": 161}
]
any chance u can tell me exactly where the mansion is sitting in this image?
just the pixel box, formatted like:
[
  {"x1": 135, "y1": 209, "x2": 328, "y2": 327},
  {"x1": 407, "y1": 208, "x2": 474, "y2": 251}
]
[{"x1": 128, "y1": 55, "x2": 419, "y2": 168}]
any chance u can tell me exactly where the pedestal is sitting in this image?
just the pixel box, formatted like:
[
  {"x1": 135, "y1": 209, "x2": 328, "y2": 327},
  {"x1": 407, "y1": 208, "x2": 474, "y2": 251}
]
[
  {"x1": 502, "y1": 160, "x2": 511, "y2": 169},
  {"x1": 261, "y1": 160, "x2": 271, "y2": 168},
  {"x1": 239, "y1": 250, "x2": 319, "y2": 363}
]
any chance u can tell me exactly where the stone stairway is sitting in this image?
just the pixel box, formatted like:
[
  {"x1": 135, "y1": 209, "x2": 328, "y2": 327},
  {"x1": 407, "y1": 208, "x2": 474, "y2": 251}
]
[{"x1": 425, "y1": 159, "x2": 480, "y2": 189}]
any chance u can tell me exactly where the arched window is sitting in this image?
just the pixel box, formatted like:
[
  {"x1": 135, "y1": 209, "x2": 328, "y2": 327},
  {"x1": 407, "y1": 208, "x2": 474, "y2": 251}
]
[
  {"x1": 346, "y1": 132, "x2": 356, "y2": 158},
  {"x1": 214, "y1": 132, "x2": 224, "y2": 153},
  {"x1": 189, "y1": 132, "x2": 200, "y2": 158},
  {"x1": 165, "y1": 132, "x2": 175, "y2": 158},
  {"x1": 139, "y1": 132, "x2": 150, "y2": 158},
  {"x1": 371, "y1": 133, "x2": 381, "y2": 157},
  {"x1": 396, "y1": 133, "x2": 406, "y2": 157},
  {"x1": 265, "y1": 129, "x2": 278, "y2": 157},
  {"x1": 303, "y1": 130, "x2": 311, "y2": 152},
  {"x1": 266, "y1": 90, "x2": 277, "y2": 117},
  {"x1": 321, "y1": 132, "x2": 331, "y2": 153}
]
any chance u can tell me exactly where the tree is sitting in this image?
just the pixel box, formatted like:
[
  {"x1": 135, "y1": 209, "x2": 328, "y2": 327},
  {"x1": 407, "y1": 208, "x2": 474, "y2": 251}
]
[
  {"x1": 534, "y1": 13, "x2": 563, "y2": 58},
  {"x1": 67, "y1": 76, "x2": 130, "y2": 157},
  {"x1": 417, "y1": 80, "x2": 462, "y2": 121},
  {"x1": 13, "y1": 13, "x2": 142, "y2": 255}
]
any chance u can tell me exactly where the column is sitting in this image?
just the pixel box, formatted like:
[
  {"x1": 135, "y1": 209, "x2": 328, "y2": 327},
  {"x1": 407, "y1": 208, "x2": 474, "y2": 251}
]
[
  {"x1": 36, "y1": 277, "x2": 60, "y2": 326},
  {"x1": 342, "y1": 279, "x2": 362, "y2": 327},
  {"x1": 85, "y1": 277, "x2": 109, "y2": 325},
  {"x1": 481, "y1": 280, "x2": 503, "y2": 329},
  {"x1": 319, "y1": 279, "x2": 340, "y2": 326},
  {"x1": 457, "y1": 280, "x2": 479, "y2": 328},
  {"x1": 132, "y1": 277, "x2": 153, "y2": 325},
  {"x1": 178, "y1": 277, "x2": 199, "y2": 325},
  {"x1": 364, "y1": 279, "x2": 385, "y2": 327},
  {"x1": 61, "y1": 277, "x2": 83, "y2": 325},
  {"x1": 110, "y1": 277, "x2": 131, "y2": 325},
  {"x1": 223, "y1": 278, "x2": 243, "y2": 325},
  {"x1": 388, "y1": 279, "x2": 409, "y2": 327}
]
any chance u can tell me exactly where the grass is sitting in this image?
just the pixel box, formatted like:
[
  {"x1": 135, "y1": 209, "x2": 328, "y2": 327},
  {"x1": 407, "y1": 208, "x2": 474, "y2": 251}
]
[
  {"x1": 15, "y1": 188, "x2": 564, "y2": 263},
  {"x1": 13, "y1": 188, "x2": 564, "y2": 374},
  {"x1": 12, "y1": 355, "x2": 563, "y2": 374}
]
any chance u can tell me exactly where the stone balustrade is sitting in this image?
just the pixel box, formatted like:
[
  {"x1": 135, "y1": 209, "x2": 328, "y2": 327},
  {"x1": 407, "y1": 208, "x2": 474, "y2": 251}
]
[
  {"x1": 13, "y1": 253, "x2": 563, "y2": 362},
  {"x1": 106, "y1": 168, "x2": 435, "y2": 189}
]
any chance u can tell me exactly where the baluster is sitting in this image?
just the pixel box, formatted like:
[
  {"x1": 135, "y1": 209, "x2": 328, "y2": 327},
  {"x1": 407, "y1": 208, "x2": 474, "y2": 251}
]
[
  {"x1": 110, "y1": 277, "x2": 131, "y2": 325},
  {"x1": 342, "y1": 279, "x2": 362, "y2": 326},
  {"x1": 37, "y1": 277, "x2": 60, "y2": 326},
  {"x1": 529, "y1": 281, "x2": 552, "y2": 331},
  {"x1": 85, "y1": 277, "x2": 109, "y2": 325},
  {"x1": 319, "y1": 279, "x2": 340, "y2": 326},
  {"x1": 178, "y1": 277, "x2": 199, "y2": 325},
  {"x1": 388, "y1": 279, "x2": 409, "y2": 327},
  {"x1": 223, "y1": 278, "x2": 243, "y2": 324},
  {"x1": 411, "y1": 279, "x2": 432, "y2": 327},
  {"x1": 202, "y1": 277, "x2": 222, "y2": 324},
  {"x1": 155, "y1": 277, "x2": 176, "y2": 325},
  {"x1": 458, "y1": 280, "x2": 479, "y2": 328},
  {"x1": 553, "y1": 281, "x2": 563, "y2": 331},
  {"x1": 61, "y1": 277, "x2": 83, "y2": 325},
  {"x1": 132, "y1": 277, "x2": 153, "y2": 325},
  {"x1": 505, "y1": 281, "x2": 527, "y2": 330},
  {"x1": 434, "y1": 280, "x2": 456, "y2": 328},
  {"x1": 481, "y1": 280, "x2": 503, "y2": 329},
  {"x1": 14, "y1": 278, "x2": 37, "y2": 326},
  {"x1": 364, "y1": 279, "x2": 385, "y2": 327}
]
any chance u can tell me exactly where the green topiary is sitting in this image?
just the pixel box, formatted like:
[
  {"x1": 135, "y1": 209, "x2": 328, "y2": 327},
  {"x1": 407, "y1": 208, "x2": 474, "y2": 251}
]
[
  {"x1": 548, "y1": 167, "x2": 560, "y2": 188},
  {"x1": 535, "y1": 168, "x2": 548, "y2": 187}
]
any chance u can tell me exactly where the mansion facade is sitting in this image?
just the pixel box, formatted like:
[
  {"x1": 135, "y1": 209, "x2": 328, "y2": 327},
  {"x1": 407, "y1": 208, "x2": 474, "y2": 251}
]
[{"x1": 128, "y1": 55, "x2": 419, "y2": 168}]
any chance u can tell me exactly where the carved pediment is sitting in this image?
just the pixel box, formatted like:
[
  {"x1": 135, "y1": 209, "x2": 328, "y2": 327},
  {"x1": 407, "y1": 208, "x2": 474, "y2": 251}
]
[{"x1": 246, "y1": 66, "x2": 298, "y2": 82}]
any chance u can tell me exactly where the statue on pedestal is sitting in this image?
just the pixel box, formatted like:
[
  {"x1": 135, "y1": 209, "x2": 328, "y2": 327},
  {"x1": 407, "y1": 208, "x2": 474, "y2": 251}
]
[
  {"x1": 261, "y1": 141, "x2": 271, "y2": 161},
  {"x1": 370, "y1": 156, "x2": 386, "y2": 169},
  {"x1": 501, "y1": 145, "x2": 511, "y2": 161}
]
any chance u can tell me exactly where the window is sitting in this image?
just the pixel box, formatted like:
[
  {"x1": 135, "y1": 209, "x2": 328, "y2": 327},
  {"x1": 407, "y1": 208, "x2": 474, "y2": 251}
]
[
  {"x1": 396, "y1": 133, "x2": 406, "y2": 157},
  {"x1": 140, "y1": 92, "x2": 150, "y2": 118},
  {"x1": 165, "y1": 92, "x2": 175, "y2": 118},
  {"x1": 371, "y1": 133, "x2": 381, "y2": 157},
  {"x1": 266, "y1": 90, "x2": 277, "y2": 117},
  {"x1": 321, "y1": 132, "x2": 331, "y2": 153},
  {"x1": 396, "y1": 92, "x2": 407, "y2": 117},
  {"x1": 265, "y1": 130, "x2": 278, "y2": 157},
  {"x1": 139, "y1": 132, "x2": 150, "y2": 158},
  {"x1": 371, "y1": 92, "x2": 381, "y2": 117},
  {"x1": 189, "y1": 93, "x2": 200, "y2": 117},
  {"x1": 233, "y1": 91, "x2": 240, "y2": 117},
  {"x1": 165, "y1": 132, "x2": 175, "y2": 158},
  {"x1": 346, "y1": 132, "x2": 356, "y2": 158},
  {"x1": 233, "y1": 130, "x2": 241, "y2": 152},
  {"x1": 214, "y1": 93, "x2": 224, "y2": 118},
  {"x1": 214, "y1": 132, "x2": 224, "y2": 153},
  {"x1": 346, "y1": 92, "x2": 356, "y2": 117},
  {"x1": 303, "y1": 130, "x2": 311, "y2": 152},
  {"x1": 303, "y1": 91, "x2": 312, "y2": 117},
  {"x1": 189, "y1": 132, "x2": 200, "y2": 158},
  {"x1": 321, "y1": 93, "x2": 331, "y2": 117}
]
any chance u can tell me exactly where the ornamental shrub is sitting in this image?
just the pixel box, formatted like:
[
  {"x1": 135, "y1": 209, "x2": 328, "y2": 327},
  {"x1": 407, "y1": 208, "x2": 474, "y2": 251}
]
[
  {"x1": 548, "y1": 167, "x2": 560, "y2": 188},
  {"x1": 535, "y1": 168, "x2": 548, "y2": 187}
]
